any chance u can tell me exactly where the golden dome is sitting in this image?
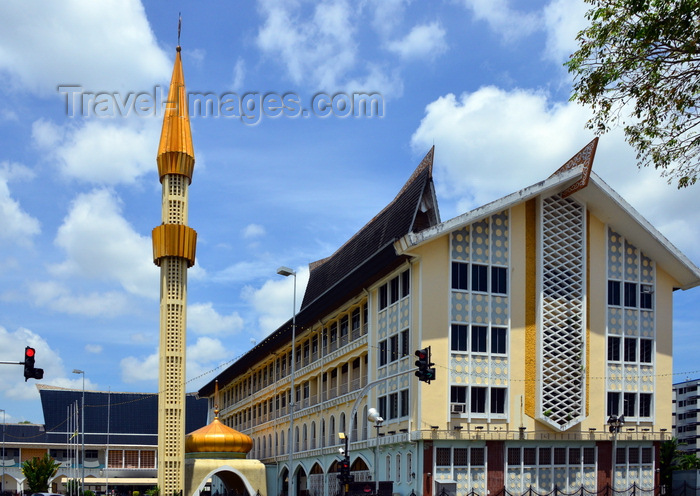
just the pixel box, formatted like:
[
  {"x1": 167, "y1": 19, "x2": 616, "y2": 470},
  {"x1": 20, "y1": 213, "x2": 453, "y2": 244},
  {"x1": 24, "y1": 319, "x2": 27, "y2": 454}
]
[{"x1": 185, "y1": 415, "x2": 253, "y2": 456}]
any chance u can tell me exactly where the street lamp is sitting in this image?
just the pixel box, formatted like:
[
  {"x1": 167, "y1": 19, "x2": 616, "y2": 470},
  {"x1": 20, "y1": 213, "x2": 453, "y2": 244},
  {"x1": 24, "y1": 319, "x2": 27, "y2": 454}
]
[
  {"x1": 368, "y1": 407, "x2": 384, "y2": 494},
  {"x1": 72, "y1": 369, "x2": 85, "y2": 496},
  {"x1": 277, "y1": 266, "x2": 297, "y2": 496},
  {"x1": 608, "y1": 414, "x2": 625, "y2": 489}
]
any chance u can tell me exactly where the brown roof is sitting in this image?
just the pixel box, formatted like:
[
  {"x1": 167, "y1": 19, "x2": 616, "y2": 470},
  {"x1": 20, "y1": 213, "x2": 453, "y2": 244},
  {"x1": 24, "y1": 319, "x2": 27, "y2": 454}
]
[{"x1": 301, "y1": 146, "x2": 439, "y2": 309}]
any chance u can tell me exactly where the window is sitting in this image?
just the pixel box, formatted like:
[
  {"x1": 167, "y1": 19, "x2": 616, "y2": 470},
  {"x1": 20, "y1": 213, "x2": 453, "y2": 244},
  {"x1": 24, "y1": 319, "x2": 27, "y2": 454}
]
[
  {"x1": 640, "y1": 339, "x2": 653, "y2": 363},
  {"x1": 472, "y1": 264, "x2": 488, "y2": 292},
  {"x1": 390, "y1": 335, "x2": 399, "y2": 362},
  {"x1": 396, "y1": 454, "x2": 401, "y2": 483},
  {"x1": 608, "y1": 392, "x2": 620, "y2": 417},
  {"x1": 454, "y1": 448, "x2": 468, "y2": 466},
  {"x1": 379, "y1": 340, "x2": 387, "y2": 366},
  {"x1": 624, "y1": 337, "x2": 637, "y2": 362},
  {"x1": 471, "y1": 447, "x2": 485, "y2": 466},
  {"x1": 452, "y1": 262, "x2": 469, "y2": 290},
  {"x1": 390, "y1": 276, "x2": 400, "y2": 304},
  {"x1": 640, "y1": 394, "x2": 652, "y2": 417},
  {"x1": 451, "y1": 324, "x2": 468, "y2": 352},
  {"x1": 400, "y1": 390, "x2": 409, "y2": 417},
  {"x1": 402, "y1": 270, "x2": 410, "y2": 298},
  {"x1": 389, "y1": 393, "x2": 399, "y2": 419},
  {"x1": 624, "y1": 392, "x2": 636, "y2": 417},
  {"x1": 378, "y1": 396, "x2": 387, "y2": 419},
  {"x1": 608, "y1": 280, "x2": 621, "y2": 306},
  {"x1": 401, "y1": 329, "x2": 410, "y2": 357},
  {"x1": 492, "y1": 266, "x2": 507, "y2": 294},
  {"x1": 436, "y1": 447, "x2": 451, "y2": 466},
  {"x1": 491, "y1": 388, "x2": 506, "y2": 414},
  {"x1": 471, "y1": 326, "x2": 487, "y2": 353},
  {"x1": 624, "y1": 282, "x2": 637, "y2": 307},
  {"x1": 451, "y1": 386, "x2": 467, "y2": 405},
  {"x1": 608, "y1": 336, "x2": 621, "y2": 361},
  {"x1": 640, "y1": 285, "x2": 653, "y2": 309},
  {"x1": 492, "y1": 327, "x2": 507, "y2": 354},
  {"x1": 471, "y1": 387, "x2": 486, "y2": 413},
  {"x1": 379, "y1": 285, "x2": 388, "y2": 310}
]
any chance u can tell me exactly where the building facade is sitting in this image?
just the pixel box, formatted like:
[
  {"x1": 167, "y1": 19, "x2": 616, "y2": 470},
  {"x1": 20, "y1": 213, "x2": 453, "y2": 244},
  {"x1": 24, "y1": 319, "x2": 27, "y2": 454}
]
[
  {"x1": 673, "y1": 378, "x2": 700, "y2": 454},
  {"x1": 199, "y1": 140, "x2": 700, "y2": 496},
  {"x1": 0, "y1": 385, "x2": 206, "y2": 495}
]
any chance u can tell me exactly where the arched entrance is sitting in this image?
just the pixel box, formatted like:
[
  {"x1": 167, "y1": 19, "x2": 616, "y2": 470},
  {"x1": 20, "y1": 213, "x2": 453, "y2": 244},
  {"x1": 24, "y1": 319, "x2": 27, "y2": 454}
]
[
  {"x1": 185, "y1": 461, "x2": 267, "y2": 496},
  {"x1": 294, "y1": 465, "x2": 308, "y2": 496}
]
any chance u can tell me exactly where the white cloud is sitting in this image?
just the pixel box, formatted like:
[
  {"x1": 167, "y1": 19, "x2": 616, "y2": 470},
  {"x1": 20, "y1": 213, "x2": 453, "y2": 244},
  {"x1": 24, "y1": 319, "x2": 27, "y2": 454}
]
[
  {"x1": 85, "y1": 344, "x2": 103, "y2": 354},
  {"x1": 410, "y1": 85, "x2": 700, "y2": 264},
  {"x1": 243, "y1": 223, "x2": 266, "y2": 239},
  {"x1": 34, "y1": 118, "x2": 160, "y2": 185},
  {"x1": 0, "y1": 325, "x2": 97, "y2": 404},
  {"x1": 0, "y1": 163, "x2": 40, "y2": 245},
  {"x1": 49, "y1": 189, "x2": 158, "y2": 298},
  {"x1": 28, "y1": 281, "x2": 131, "y2": 317},
  {"x1": 188, "y1": 302, "x2": 244, "y2": 335},
  {"x1": 460, "y1": 0, "x2": 541, "y2": 42},
  {"x1": 386, "y1": 22, "x2": 447, "y2": 61},
  {"x1": 121, "y1": 352, "x2": 158, "y2": 384},
  {"x1": 0, "y1": 0, "x2": 170, "y2": 96},
  {"x1": 232, "y1": 58, "x2": 246, "y2": 92},
  {"x1": 243, "y1": 266, "x2": 309, "y2": 336},
  {"x1": 542, "y1": 0, "x2": 589, "y2": 63}
]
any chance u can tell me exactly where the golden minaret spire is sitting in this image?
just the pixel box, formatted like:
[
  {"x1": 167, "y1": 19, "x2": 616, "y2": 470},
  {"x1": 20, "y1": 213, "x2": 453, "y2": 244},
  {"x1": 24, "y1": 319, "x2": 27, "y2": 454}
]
[{"x1": 152, "y1": 30, "x2": 196, "y2": 495}]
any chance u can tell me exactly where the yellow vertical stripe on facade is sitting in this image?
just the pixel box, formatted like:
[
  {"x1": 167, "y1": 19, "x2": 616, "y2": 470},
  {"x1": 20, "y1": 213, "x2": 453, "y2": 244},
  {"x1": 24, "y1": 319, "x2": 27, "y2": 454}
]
[
  {"x1": 586, "y1": 210, "x2": 590, "y2": 416},
  {"x1": 525, "y1": 199, "x2": 536, "y2": 417}
]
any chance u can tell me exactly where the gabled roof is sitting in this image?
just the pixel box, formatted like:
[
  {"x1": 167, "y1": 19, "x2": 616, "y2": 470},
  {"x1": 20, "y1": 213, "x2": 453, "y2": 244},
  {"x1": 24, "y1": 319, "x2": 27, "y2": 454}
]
[
  {"x1": 301, "y1": 146, "x2": 440, "y2": 309},
  {"x1": 395, "y1": 140, "x2": 700, "y2": 291},
  {"x1": 200, "y1": 149, "x2": 440, "y2": 397}
]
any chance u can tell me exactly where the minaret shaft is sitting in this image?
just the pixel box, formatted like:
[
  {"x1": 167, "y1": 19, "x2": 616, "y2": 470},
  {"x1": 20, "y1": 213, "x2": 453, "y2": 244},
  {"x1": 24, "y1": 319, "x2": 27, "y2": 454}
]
[{"x1": 153, "y1": 46, "x2": 195, "y2": 496}]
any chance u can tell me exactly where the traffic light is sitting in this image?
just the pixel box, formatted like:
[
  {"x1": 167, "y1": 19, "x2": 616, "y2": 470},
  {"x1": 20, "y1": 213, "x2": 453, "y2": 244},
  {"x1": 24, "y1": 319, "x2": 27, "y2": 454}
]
[
  {"x1": 337, "y1": 457, "x2": 353, "y2": 484},
  {"x1": 23, "y1": 347, "x2": 44, "y2": 381},
  {"x1": 415, "y1": 347, "x2": 436, "y2": 383}
]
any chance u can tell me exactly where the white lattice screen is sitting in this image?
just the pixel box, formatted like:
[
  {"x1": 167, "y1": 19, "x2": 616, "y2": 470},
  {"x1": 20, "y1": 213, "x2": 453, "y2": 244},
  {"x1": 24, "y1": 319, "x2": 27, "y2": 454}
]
[{"x1": 539, "y1": 194, "x2": 586, "y2": 430}]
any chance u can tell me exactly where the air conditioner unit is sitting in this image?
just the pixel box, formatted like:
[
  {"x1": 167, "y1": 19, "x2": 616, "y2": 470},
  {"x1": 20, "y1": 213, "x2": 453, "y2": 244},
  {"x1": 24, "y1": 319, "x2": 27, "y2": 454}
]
[{"x1": 451, "y1": 404, "x2": 466, "y2": 414}]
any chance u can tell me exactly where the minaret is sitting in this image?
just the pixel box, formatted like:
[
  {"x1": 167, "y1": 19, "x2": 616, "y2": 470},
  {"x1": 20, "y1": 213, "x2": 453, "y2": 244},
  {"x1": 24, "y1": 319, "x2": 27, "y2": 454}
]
[{"x1": 152, "y1": 42, "x2": 196, "y2": 495}]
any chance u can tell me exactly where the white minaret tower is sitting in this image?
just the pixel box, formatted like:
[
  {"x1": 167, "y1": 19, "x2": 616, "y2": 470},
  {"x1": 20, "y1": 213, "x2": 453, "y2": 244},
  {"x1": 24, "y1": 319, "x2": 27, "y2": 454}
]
[{"x1": 152, "y1": 42, "x2": 196, "y2": 495}]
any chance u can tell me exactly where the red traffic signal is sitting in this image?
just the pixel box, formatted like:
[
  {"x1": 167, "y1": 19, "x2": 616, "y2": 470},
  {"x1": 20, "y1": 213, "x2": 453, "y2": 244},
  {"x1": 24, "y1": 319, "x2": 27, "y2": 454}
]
[
  {"x1": 23, "y1": 346, "x2": 44, "y2": 381},
  {"x1": 415, "y1": 347, "x2": 436, "y2": 383}
]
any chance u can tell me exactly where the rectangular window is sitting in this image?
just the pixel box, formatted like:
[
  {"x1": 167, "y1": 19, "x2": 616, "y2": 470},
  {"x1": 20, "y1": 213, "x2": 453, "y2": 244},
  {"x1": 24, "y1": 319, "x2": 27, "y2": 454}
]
[
  {"x1": 379, "y1": 285, "x2": 388, "y2": 310},
  {"x1": 389, "y1": 393, "x2": 399, "y2": 419},
  {"x1": 451, "y1": 324, "x2": 468, "y2": 352},
  {"x1": 608, "y1": 280, "x2": 621, "y2": 306},
  {"x1": 624, "y1": 282, "x2": 637, "y2": 307},
  {"x1": 507, "y1": 448, "x2": 521, "y2": 466},
  {"x1": 608, "y1": 392, "x2": 620, "y2": 417},
  {"x1": 539, "y1": 447, "x2": 551, "y2": 465},
  {"x1": 471, "y1": 326, "x2": 487, "y2": 353},
  {"x1": 453, "y1": 448, "x2": 468, "y2": 467},
  {"x1": 553, "y1": 447, "x2": 567, "y2": 465},
  {"x1": 640, "y1": 339, "x2": 653, "y2": 363},
  {"x1": 401, "y1": 329, "x2": 410, "y2": 357},
  {"x1": 378, "y1": 396, "x2": 387, "y2": 419},
  {"x1": 640, "y1": 394, "x2": 652, "y2": 418},
  {"x1": 624, "y1": 337, "x2": 637, "y2": 362},
  {"x1": 491, "y1": 266, "x2": 507, "y2": 294},
  {"x1": 523, "y1": 448, "x2": 537, "y2": 466},
  {"x1": 608, "y1": 336, "x2": 621, "y2": 361},
  {"x1": 401, "y1": 270, "x2": 410, "y2": 298},
  {"x1": 390, "y1": 335, "x2": 399, "y2": 362},
  {"x1": 492, "y1": 327, "x2": 507, "y2": 354},
  {"x1": 390, "y1": 276, "x2": 400, "y2": 304},
  {"x1": 472, "y1": 264, "x2": 488, "y2": 292},
  {"x1": 624, "y1": 392, "x2": 636, "y2": 417},
  {"x1": 471, "y1": 387, "x2": 486, "y2": 413},
  {"x1": 400, "y1": 389, "x2": 409, "y2": 417},
  {"x1": 379, "y1": 340, "x2": 387, "y2": 367},
  {"x1": 452, "y1": 262, "x2": 469, "y2": 290},
  {"x1": 451, "y1": 386, "x2": 467, "y2": 404},
  {"x1": 471, "y1": 447, "x2": 485, "y2": 466},
  {"x1": 491, "y1": 388, "x2": 506, "y2": 414},
  {"x1": 436, "y1": 447, "x2": 451, "y2": 466}
]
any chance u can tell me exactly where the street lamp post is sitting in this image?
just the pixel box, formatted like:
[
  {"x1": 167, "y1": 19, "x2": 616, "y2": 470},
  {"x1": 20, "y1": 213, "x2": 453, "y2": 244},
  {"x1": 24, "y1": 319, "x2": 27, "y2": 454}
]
[
  {"x1": 368, "y1": 408, "x2": 383, "y2": 495},
  {"x1": 72, "y1": 369, "x2": 85, "y2": 496},
  {"x1": 277, "y1": 266, "x2": 297, "y2": 496},
  {"x1": 608, "y1": 414, "x2": 625, "y2": 490}
]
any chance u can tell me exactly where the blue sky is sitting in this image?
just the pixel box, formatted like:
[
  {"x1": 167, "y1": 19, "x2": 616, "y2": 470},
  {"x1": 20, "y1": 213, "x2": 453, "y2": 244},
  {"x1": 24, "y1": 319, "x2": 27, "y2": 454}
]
[{"x1": 1, "y1": 0, "x2": 699, "y2": 423}]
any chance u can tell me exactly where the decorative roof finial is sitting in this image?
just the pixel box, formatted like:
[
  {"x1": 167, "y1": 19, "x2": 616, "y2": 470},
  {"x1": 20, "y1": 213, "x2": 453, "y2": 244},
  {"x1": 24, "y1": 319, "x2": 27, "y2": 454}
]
[
  {"x1": 177, "y1": 13, "x2": 182, "y2": 52},
  {"x1": 214, "y1": 379, "x2": 220, "y2": 418}
]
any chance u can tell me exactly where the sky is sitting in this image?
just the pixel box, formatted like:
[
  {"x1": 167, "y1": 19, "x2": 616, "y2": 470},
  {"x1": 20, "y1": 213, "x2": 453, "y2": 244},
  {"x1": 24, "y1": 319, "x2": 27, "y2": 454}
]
[{"x1": 1, "y1": 0, "x2": 699, "y2": 424}]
